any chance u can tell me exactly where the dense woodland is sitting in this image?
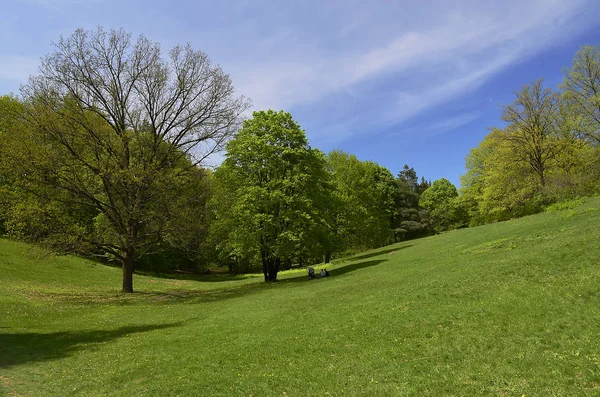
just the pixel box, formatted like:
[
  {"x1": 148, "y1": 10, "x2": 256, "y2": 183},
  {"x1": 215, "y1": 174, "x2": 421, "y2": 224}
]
[{"x1": 1, "y1": 28, "x2": 599, "y2": 292}]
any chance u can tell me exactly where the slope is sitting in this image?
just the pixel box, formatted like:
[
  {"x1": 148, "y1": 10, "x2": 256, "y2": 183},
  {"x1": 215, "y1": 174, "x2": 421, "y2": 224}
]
[{"x1": 1, "y1": 198, "x2": 599, "y2": 396}]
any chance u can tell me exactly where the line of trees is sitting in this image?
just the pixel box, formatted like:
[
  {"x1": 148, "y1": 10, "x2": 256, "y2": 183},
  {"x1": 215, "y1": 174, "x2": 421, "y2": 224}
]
[
  {"x1": 203, "y1": 109, "x2": 464, "y2": 281},
  {"x1": 3, "y1": 27, "x2": 598, "y2": 291},
  {"x1": 461, "y1": 45, "x2": 600, "y2": 224},
  {"x1": 0, "y1": 27, "x2": 454, "y2": 291},
  {"x1": 1, "y1": 94, "x2": 451, "y2": 286}
]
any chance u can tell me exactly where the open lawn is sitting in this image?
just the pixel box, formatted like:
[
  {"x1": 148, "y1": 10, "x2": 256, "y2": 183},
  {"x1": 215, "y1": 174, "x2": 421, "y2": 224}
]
[{"x1": 1, "y1": 198, "x2": 600, "y2": 396}]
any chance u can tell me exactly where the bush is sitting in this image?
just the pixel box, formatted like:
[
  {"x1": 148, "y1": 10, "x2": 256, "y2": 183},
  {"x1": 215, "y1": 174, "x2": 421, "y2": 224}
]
[{"x1": 545, "y1": 197, "x2": 586, "y2": 213}]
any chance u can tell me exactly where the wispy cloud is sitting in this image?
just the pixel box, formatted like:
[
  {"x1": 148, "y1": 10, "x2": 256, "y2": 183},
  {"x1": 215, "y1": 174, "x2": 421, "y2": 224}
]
[
  {"x1": 220, "y1": 0, "x2": 597, "y2": 141},
  {"x1": 1, "y1": 0, "x2": 598, "y2": 147},
  {"x1": 423, "y1": 112, "x2": 482, "y2": 135}
]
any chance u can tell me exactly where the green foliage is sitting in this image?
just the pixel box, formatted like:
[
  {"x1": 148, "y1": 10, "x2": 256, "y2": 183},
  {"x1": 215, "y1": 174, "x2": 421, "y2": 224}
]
[
  {"x1": 327, "y1": 151, "x2": 395, "y2": 253},
  {"x1": 501, "y1": 80, "x2": 563, "y2": 190},
  {"x1": 545, "y1": 197, "x2": 585, "y2": 212},
  {"x1": 0, "y1": 96, "x2": 25, "y2": 233},
  {"x1": 393, "y1": 165, "x2": 431, "y2": 240},
  {"x1": 461, "y1": 73, "x2": 600, "y2": 224},
  {"x1": 213, "y1": 110, "x2": 332, "y2": 281},
  {"x1": 561, "y1": 44, "x2": 600, "y2": 145},
  {"x1": 420, "y1": 178, "x2": 467, "y2": 232},
  {"x1": 461, "y1": 122, "x2": 600, "y2": 224},
  {"x1": 2, "y1": 103, "x2": 212, "y2": 270},
  {"x1": 3, "y1": 28, "x2": 248, "y2": 292},
  {"x1": 461, "y1": 128, "x2": 543, "y2": 223},
  {"x1": 420, "y1": 178, "x2": 458, "y2": 209}
]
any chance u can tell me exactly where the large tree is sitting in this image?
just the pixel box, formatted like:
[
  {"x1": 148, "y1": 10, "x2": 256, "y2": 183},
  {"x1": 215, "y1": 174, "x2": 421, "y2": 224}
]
[
  {"x1": 561, "y1": 45, "x2": 600, "y2": 144},
  {"x1": 460, "y1": 124, "x2": 598, "y2": 224},
  {"x1": 214, "y1": 110, "x2": 332, "y2": 282},
  {"x1": 14, "y1": 28, "x2": 249, "y2": 292},
  {"x1": 501, "y1": 80, "x2": 562, "y2": 190},
  {"x1": 393, "y1": 165, "x2": 431, "y2": 241},
  {"x1": 327, "y1": 151, "x2": 395, "y2": 253},
  {"x1": 420, "y1": 178, "x2": 467, "y2": 232},
  {"x1": 460, "y1": 128, "x2": 543, "y2": 223}
]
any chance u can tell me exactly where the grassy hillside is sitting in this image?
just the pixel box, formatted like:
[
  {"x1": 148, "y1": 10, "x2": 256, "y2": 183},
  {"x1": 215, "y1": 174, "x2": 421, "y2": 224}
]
[{"x1": 1, "y1": 198, "x2": 600, "y2": 396}]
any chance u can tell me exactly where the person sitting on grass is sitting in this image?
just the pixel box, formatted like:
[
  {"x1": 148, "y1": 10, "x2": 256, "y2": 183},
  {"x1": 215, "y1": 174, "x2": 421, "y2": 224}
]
[
  {"x1": 320, "y1": 268, "x2": 329, "y2": 277},
  {"x1": 308, "y1": 267, "x2": 316, "y2": 279}
]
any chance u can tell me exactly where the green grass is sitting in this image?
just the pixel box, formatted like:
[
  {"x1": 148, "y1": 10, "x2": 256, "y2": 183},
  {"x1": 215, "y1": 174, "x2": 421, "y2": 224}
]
[{"x1": 1, "y1": 198, "x2": 600, "y2": 396}]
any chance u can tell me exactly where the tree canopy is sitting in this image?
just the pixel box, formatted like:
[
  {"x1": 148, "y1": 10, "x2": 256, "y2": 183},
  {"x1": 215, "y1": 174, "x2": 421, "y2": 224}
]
[
  {"x1": 213, "y1": 110, "x2": 332, "y2": 282},
  {"x1": 7, "y1": 27, "x2": 249, "y2": 292},
  {"x1": 562, "y1": 45, "x2": 600, "y2": 145},
  {"x1": 2, "y1": 29, "x2": 600, "y2": 292},
  {"x1": 327, "y1": 151, "x2": 396, "y2": 253},
  {"x1": 420, "y1": 178, "x2": 466, "y2": 232}
]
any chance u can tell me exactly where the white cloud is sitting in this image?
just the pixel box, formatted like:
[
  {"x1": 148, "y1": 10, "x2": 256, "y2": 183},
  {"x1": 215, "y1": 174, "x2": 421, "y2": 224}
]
[
  {"x1": 222, "y1": 0, "x2": 596, "y2": 139},
  {"x1": 423, "y1": 112, "x2": 482, "y2": 135},
  {"x1": 2, "y1": 0, "x2": 597, "y2": 145}
]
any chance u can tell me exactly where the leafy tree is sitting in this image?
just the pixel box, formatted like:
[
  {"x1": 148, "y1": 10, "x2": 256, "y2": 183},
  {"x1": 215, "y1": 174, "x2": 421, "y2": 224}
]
[
  {"x1": 461, "y1": 127, "x2": 553, "y2": 223},
  {"x1": 460, "y1": 124, "x2": 598, "y2": 224},
  {"x1": 501, "y1": 80, "x2": 563, "y2": 190},
  {"x1": 214, "y1": 110, "x2": 332, "y2": 282},
  {"x1": 0, "y1": 96, "x2": 22, "y2": 233},
  {"x1": 12, "y1": 28, "x2": 249, "y2": 292},
  {"x1": 327, "y1": 151, "x2": 395, "y2": 253},
  {"x1": 561, "y1": 45, "x2": 600, "y2": 144},
  {"x1": 420, "y1": 178, "x2": 466, "y2": 232},
  {"x1": 459, "y1": 49, "x2": 600, "y2": 226}
]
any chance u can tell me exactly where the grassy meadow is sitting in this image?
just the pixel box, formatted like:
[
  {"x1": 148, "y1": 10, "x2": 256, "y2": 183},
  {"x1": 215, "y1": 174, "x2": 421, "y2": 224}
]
[{"x1": 1, "y1": 198, "x2": 600, "y2": 396}]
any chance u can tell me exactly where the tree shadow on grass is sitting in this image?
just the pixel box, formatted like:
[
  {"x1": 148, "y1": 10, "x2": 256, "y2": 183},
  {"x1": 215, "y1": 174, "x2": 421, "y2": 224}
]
[
  {"x1": 0, "y1": 322, "x2": 182, "y2": 369},
  {"x1": 139, "y1": 259, "x2": 387, "y2": 299},
  {"x1": 330, "y1": 259, "x2": 389, "y2": 277},
  {"x1": 135, "y1": 270, "x2": 253, "y2": 283},
  {"x1": 135, "y1": 245, "x2": 412, "y2": 284},
  {"x1": 135, "y1": 283, "x2": 271, "y2": 304},
  {"x1": 279, "y1": 259, "x2": 388, "y2": 284},
  {"x1": 106, "y1": 259, "x2": 389, "y2": 303},
  {"x1": 348, "y1": 245, "x2": 412, "y2": 262},
  {"x1": 22, "y1": 256, "x2": 395, "y2": 307}
]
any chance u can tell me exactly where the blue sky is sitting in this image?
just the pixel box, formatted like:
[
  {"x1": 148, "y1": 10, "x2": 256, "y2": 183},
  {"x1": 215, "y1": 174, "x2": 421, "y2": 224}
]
[{"x1": 2, "y1": 0, "x2": 600, "y2": 186}]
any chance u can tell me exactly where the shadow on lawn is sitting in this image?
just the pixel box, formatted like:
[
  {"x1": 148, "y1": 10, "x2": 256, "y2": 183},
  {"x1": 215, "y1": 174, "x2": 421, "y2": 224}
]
[
  {"x1": 349, "y1": 245, "x2": 412, "y2": 262},
  {"x1": 120, "y1": 259, "x2": 389, "y2": 303},
  {"x1": 28, "y1": 258, "x2": 391, "y2": 306},
  {"x1": 0, "y1": 322, "x2": 183, "y2": 369},
  {"x1": 280, "y1": 259, "x2": 388, "y2": 284},
  {"x1": 136, "y1": 270, "x2": 248, "y2": 283},
  {"x1": 134, "y1": 246, "x2": 412, "y2": 283}
]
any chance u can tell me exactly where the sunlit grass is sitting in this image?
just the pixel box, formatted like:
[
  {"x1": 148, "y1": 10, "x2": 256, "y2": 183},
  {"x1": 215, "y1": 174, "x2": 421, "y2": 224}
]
[{"x1": 1, "y1": 197, "x2": 600, "y2": 396}]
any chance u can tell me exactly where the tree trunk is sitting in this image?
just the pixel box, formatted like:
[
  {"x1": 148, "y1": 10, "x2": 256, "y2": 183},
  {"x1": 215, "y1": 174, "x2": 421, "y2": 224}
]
[
  {"x1": 262, "y1": 260, "x2": 269, "y2": 282},
  {"x1": 122, "y1": 247, "x2": 135, "y2": 293},
  {"x1": 325, "y1": 251, "x2": 331, "y2": 264},
  {"x1": 261, "y1": 249, "x2": 269, "y2": 282},
  {"x1": 262, "y1": 257, "x2": 280, "y2": 282},
  {"x1": 270, "y1": 257, "x2": 281, "y2": 281}
]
